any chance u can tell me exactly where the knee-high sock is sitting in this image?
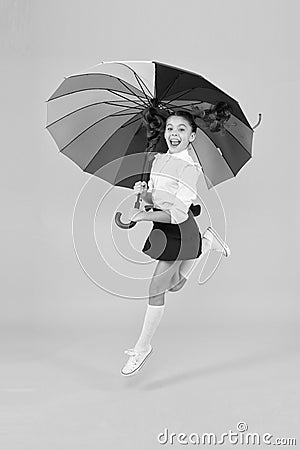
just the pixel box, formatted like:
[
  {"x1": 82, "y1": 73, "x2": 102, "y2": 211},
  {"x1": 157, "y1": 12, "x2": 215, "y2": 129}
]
[{"x1": 134, "y1": 304, "x2": 165, "y2": 352}]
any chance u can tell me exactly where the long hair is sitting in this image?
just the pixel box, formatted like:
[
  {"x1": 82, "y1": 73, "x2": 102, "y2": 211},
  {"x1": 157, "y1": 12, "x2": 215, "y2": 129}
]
[
  {"x1": 192, "y1": 101, "x2": 233, "y2": 133},
  {"x1": 142, "y1": 106, "x2": 167, "y2": 150},
  {"x1": 142, "y1": 102, "x2": 233, "y2": 148}
]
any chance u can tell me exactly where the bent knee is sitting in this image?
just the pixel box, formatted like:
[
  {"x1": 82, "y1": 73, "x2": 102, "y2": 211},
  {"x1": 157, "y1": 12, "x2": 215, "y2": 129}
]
[{"x1": 149, "y1": 280, "x2": 168, "y2": 296}]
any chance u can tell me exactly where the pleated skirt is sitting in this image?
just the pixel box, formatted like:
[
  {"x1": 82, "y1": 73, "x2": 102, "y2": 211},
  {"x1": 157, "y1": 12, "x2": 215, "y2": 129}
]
[{"x1": 142, "y1": 208, "x2": 202, "y2": 261}]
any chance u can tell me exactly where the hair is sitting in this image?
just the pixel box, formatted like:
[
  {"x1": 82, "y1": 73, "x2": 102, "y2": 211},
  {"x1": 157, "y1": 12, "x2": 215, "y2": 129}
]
[
  {"x1": 142, "y1": 107, "x2": 197, "y2": 150},
  {"x1": 142, "y1": 101, "x2": 233, "y2": 150},
  {"x1": 166, "y1": 110, "x2": 197, "y2": 133},
  {"x1": 191, "y1": 101, "x2": 233, "y2": 134},
  {"x1": 142, "y1": 106, "x2": 167, "y2": 150}
]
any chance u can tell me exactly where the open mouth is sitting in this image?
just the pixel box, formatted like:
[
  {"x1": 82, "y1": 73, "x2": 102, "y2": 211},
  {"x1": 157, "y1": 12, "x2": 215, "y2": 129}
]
[{"x1": 170, "y1": 139, "x2": 181, "y2": 147}]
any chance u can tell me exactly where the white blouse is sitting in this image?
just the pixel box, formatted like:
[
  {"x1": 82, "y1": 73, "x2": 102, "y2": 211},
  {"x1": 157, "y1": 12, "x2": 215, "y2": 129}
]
[{"x1": 147, "y1": 147, "x2": 203, "y2": 224}]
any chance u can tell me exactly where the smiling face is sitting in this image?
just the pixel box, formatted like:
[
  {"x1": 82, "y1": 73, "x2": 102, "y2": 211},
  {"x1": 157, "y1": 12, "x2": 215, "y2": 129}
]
[{"x1": 164, "y1": 115, "x2": 196, "y2": 154}]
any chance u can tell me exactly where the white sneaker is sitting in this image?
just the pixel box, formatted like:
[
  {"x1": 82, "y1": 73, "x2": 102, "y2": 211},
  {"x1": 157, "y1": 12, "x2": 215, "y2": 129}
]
[
  {"x1": 204, "y1": 226, "x2": 231, "y2": 257},
  {"x1": 121, "y1": 346, "x2": 153, "y2": 376}
]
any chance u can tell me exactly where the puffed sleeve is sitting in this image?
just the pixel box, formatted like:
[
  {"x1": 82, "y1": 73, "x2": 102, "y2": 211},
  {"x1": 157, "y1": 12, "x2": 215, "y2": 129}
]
[{"x1": 167, "y1": 164, "x2": 199, "y2": 224}]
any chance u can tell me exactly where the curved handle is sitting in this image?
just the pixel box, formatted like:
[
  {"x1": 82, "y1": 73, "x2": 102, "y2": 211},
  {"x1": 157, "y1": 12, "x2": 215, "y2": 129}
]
[
  {"x1": 114, "y1": 193, "x2": 142, "y2": 229},
  {"x1": 253, "y1": 113, "x2": 262, "y2": 130},
  {"x1": 114, "y1": 212, "x2": 137, "y2": 229},
  {"x1": 114, "y1": 143, "x2": 154, "y2": 230}
]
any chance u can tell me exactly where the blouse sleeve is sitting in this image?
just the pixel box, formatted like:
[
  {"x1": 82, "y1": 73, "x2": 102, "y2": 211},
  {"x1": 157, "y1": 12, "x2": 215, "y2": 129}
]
[
  {"x1": 147, "y1": 178, "x2": 153, "y2": 193},
  {"x1": 167, "y1": 164, "x2": 199, "y2": 225}
]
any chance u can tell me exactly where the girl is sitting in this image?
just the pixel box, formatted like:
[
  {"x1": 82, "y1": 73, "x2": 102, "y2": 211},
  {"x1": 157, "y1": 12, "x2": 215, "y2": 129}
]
[{"x1": 121, "y1": 109, "x2": 230, "y2": 376}]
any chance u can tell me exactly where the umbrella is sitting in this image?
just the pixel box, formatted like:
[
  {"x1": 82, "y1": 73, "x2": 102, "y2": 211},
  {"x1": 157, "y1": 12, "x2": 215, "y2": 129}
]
[{"x1": 46, "y1": 60, "x2": 261, "y2": 229}]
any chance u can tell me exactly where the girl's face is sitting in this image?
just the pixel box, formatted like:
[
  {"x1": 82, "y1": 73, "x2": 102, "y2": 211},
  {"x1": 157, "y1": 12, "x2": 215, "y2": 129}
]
[{"x1": 164, "y1": 116, "x2": 196, "y2": 154}]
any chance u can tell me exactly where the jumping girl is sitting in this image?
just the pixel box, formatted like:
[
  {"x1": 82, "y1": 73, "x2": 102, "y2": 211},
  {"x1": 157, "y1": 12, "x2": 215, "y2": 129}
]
[{"x1": 121, "y1": 109, "x2": 230, "y2": 376}]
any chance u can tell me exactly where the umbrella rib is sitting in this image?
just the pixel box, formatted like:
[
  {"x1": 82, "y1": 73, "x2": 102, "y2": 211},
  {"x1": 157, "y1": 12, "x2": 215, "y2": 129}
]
[
  {"x1": 110, "y1": 111, "x2": 142, "y2": 118},
  {"x1": 160, "y1": 82, "x2": 227, "y2": 102},
  {"x1": 132, "y1": 73, "x2": 152, "y2": 104},
  {"x1": 161, "y1": 70, "x2": 232, "y2": 99},
  {"x1": 59, "y1": 109, "x2": 139, "y2": 153},
  {"x1": 103, "y1": 101, "x2": 144, "y2": 111},
  {"x1": 133, "y1": 73, "x2": 153, "y2": 99},
  {"x1": 162, "y1": 88, "x2": 197, "y2": 107},
  {"x1": 46, "y1": 101, "x2": 142, "y2": 128},
  {"x1": 82, "y1": 114, "x2": 143, "y2": 171},
  {"x1": 107, "y1": 89, "x2": 147, "y2": 109},
  {"x1": 119, "y1": 113, "x2": 143, "y2": 129},
  {"x1": 163, "y1": 86, "x2": 223, "y2": 106},
  {"x1": 157, "y1": 74, "x2": 181, "y2": 101},
  {"x1": 162, "y1": 100, "x2": 204, "y2": 109},
  {"x1": 47, "y1": 84, "x2": 147, "y2": 104},
  {"x1": 165, "y1": 86, "x2": 252, "y2": 130},
  {"x1": 116, "y1": 78, "x2": 149, "y2": 107},
  {"x1": 115, "y1": 61, "x2": 153, "y2": 98},
  {"x1": 49, "y1": 72, "x2": 148, "y2": 100}
]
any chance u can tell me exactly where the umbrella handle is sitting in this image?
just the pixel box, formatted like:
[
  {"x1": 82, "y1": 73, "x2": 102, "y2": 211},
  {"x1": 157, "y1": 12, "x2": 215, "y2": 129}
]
[
  {"x1": 253, "y1": 113, "x2": 262, "y2": 130},
  {"x1": 115, "y1": 144, "x2": 153, "y2": 229},
  {"x1": 114, "y1": 193, "x2": 142, "y2": 229}
]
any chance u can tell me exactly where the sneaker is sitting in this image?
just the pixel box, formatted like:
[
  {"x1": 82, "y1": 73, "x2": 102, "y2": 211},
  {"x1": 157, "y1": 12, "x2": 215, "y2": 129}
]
[
  {"x1": 204, "y1": 227, "x2": 231, "y2": 257},
  {"x1": 121, "y1": 346, "x2": 153, "y2": 376}
]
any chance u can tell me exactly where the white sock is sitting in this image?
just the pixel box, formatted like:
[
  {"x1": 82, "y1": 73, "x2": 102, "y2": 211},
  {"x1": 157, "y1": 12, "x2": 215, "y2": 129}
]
[{"x1": 134, "y1": 304, "x2": 165, "y2": 352}]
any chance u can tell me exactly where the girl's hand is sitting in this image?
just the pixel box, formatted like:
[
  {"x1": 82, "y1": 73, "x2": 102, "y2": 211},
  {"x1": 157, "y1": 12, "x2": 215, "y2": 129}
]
[
  {"x1": 127, "y1": 207, "x2": 145, "y2": 222},
  {"x1": 133, "y1": 181, "x2": 148, "y2": 200}
]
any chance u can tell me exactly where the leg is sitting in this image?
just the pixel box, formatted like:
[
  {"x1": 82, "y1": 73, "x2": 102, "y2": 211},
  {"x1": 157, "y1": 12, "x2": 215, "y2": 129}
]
[
  {"x1": 168, "y1": 237, "x2": 212, "y2": 292},
  {"x1": 149, "y1": 260, "x2": 182, "y2": 304},
  {"x1": 120, "y1": 260, "x2": 181, "y2": 376},
  {"x1": 133, "y1": 260, "x2": 181, "y2": 350}
]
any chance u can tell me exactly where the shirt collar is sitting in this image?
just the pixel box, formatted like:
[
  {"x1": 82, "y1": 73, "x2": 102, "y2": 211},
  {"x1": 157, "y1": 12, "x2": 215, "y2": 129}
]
[
  {"x1": 165, "y1": 146, "x2": 203, "y2": 172},
  {"x1": 166, "y1": 147, "x2": 194, "y2": 163}
]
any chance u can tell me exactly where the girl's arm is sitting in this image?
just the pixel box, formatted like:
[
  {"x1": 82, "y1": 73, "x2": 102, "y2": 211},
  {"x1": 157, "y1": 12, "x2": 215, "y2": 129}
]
[
  {"x1": 135, "y1": 209, "x2": 171, "y2": 223},
  {"x1": 141, "y1": 191, "x2": 153, "y2": 205}
]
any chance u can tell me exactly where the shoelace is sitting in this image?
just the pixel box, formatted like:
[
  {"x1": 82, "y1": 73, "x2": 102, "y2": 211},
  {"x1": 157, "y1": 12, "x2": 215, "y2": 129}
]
[
  {"x1": 124, "y1": 348, "x2": 141, "y2": 367},
  {"x1": 124, "y1": 348, "x2": 151, "y2": 365},
  {"x1": 124, "y1": 348, "x2": 139, "y2": 357}
]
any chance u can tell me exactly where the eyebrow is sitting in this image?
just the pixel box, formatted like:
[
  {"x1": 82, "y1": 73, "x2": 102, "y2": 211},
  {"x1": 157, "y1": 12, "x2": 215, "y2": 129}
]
[{"x1": 167, "y1": 123, "x2": 187, "y2": 127}]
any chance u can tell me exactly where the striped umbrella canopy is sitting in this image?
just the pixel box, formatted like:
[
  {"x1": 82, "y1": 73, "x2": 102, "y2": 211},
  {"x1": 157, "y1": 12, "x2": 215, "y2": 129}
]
[{"x1": 46, "y1": 60, "x2": 259, "y2": 193}]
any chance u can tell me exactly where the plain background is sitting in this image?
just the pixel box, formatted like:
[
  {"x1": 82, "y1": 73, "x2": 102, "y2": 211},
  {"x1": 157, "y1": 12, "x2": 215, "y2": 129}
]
[{"x1": 1, "y1": 0, "x2": 299, "y2": 449}]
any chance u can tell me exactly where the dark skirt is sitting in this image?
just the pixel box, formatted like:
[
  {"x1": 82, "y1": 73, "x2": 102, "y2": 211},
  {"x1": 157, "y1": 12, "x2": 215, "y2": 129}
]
[{"x1": 142, "y1": 207, "x2": 202, "y2": 261}]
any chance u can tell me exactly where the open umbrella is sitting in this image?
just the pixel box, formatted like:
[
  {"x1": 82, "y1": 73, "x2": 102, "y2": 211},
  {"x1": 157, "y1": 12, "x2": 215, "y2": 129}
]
[{"x1": 46, "y1": 60, "x2": 261, "y2": 229}]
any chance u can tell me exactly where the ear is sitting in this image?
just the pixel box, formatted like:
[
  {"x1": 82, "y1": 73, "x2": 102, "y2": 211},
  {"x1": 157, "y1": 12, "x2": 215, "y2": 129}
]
[{"x1": 189, "y1": 132, "x2": 196, "y2": 143}]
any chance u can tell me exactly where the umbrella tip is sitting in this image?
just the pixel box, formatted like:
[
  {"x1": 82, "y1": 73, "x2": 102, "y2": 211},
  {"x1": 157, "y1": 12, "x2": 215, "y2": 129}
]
[{"x1": 253, "y1": 113, "x2": 262, "y2": 130}]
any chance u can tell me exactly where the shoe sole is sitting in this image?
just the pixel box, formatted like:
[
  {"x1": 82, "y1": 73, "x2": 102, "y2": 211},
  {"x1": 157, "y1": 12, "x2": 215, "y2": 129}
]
[
  {"x1": 120, "y1": 347, "x2": 153, "y2": 377},
  {"x1": 207, "y1": 227, "x2": 230, "y2": 257}
]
